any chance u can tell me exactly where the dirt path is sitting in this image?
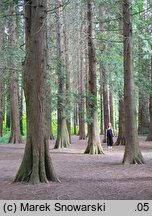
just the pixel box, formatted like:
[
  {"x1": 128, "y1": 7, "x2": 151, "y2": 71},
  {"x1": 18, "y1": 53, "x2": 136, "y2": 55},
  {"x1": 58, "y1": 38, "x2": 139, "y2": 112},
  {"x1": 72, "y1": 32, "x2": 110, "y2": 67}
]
[{"x1": 0, "y1": 135, "x2": 152, "y2": 200}]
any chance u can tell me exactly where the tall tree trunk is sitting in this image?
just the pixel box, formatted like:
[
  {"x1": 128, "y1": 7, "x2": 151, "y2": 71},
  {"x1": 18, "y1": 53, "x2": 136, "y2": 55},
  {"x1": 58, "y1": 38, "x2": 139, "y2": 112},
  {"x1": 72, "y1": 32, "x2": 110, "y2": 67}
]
[
  {"x1": 98, "y1": 5, "x2": 105, "y2": 136},
  {"x1": 14, "y1": 0, "x2": 58, "y2": 183},
  {"x1": 85, "y1": 43, "x2": 89, "y2": 136},
  {"x1": 115, "y1": 6, "x2": 125, "y2": 146},
  {"x1": 74, "y1": 105, "x2": 78, "y2": 135},
  {"x1": 99, "y1": 68, "x2": 104, "y2": 135},
  {"x1": 8, "y1": 4, "x2": 22, "y2": 144},
  {"x1": 46, "y1": 10, "x2": 54, "y2": 141},
  {"x1": 85, "y1": 0, "x2": 104, "y2": 154},
  {"x1": 109, "y1": 91, "x2": 114, "y2": 127},
  {"x1": 146, "y1": 57, "x2": 152, "y2": 141},
  {"x1": 6, "y1": 93, "x2": 10, "y2": 130},
  {"x1": 114, "y1": 99, "x2": 125, "y2": 145},
  {"x1": 50, "y1": 112, "x2": 54, "y2": 140},
  {"x1": 63, "y1": 2, "x2": 71, "y2": 143},
  {"x1": 103, "y1": 86, "x2": 110, "y2": 142},
  {"x1": 54, "y1": 0, "x2": 70, "y2": 149},
  {"x1": 19, "y1": 81, "x2": 24, "y2": 136},
  {"x1": 78, "y1": 9, "x2": 86, "y2": 140},
  {"x1": 122, "y1": 0, "x2": 144, "y2": 164}
]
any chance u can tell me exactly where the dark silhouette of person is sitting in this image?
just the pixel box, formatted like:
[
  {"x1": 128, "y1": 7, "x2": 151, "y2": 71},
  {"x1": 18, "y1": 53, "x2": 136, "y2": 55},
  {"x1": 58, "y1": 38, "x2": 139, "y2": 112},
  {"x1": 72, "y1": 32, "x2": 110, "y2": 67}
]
[{"x1": 106, "y1": 122, "x2": 114, "y2": 149}]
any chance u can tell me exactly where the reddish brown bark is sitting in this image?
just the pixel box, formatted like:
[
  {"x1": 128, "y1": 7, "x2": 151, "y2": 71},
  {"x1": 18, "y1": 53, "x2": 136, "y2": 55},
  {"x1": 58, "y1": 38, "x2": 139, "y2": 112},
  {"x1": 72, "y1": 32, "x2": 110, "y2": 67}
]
[
  {"x1": 54, "y1": 0, "x2": 70, "y2": 148},
  {"x1": 8, "y1": 4, "x2": 22, "y2": 144},
  {"x1": 122, "y1": 0, "x2": 144, "y2": 164},
  {"x1": 85, "y1": 0, "x2": 103, "y2": 154},
  {"x1": 14, "y1": 0, "x2": 58, "y2": 183}
]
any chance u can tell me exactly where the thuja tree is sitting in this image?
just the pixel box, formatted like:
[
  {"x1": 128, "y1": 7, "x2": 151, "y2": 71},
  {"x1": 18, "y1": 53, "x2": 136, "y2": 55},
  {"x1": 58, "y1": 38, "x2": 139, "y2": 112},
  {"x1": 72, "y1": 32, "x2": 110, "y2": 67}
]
[
  {"x1": 8, "y1": 3, "x2": 22, "y2": 144},
  {"x1": 122, "y1": 0, "x2": 144, "y2": 164},
  {"x1": 14, "y1": 0, "x2": 58, "y2": 183},
  {"x1": 54, "y1": 0, "x2": 70, "y2": 149},
  {"x1": 84, "y1": 0, "x2": 104, "y2": 154}
]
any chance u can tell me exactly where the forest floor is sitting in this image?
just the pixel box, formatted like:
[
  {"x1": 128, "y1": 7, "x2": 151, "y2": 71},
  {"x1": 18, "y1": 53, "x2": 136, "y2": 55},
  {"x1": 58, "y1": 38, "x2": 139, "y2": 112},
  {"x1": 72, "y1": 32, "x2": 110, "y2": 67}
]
[{"x1": 0, "y1": 135, "x2": 152, "y2": 200}]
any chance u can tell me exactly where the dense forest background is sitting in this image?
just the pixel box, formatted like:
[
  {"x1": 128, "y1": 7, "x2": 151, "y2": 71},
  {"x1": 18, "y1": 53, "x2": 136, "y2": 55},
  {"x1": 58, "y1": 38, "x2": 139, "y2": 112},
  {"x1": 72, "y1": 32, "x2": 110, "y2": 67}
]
[{"x1": 0, "y1": 0, "x2": 151, "y2": 183}]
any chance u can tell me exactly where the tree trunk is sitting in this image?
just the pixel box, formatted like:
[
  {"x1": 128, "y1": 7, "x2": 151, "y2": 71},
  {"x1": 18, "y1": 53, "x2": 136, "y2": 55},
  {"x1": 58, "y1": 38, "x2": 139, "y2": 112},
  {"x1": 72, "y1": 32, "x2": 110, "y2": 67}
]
[
  {"x1": 114, "y1": 99, "x2": 125, "y2": 145},
  {"x1": 103, "y1": 87, "x2": 110, "y2": 143},
  {"x1": 84, "y1": 0, "x2": 104, "y2": 154},
  {"x1": 98, "y1": 5, "x2": 105, "y2": 136},
  {"x1": 85, "y1": 44, "x2": 89, "y2": 136},
  {"x1": 146, "y1": 57, "x2": 152, "y2": 141},
  {"x1": 54, "y1": 0, "x2": 70, "y2": 148},
  {"x1": 14, "y1": 0, "x2": 59, "y2": 183},
  {"x1": 46, "y1": 10, "x2": 54, "y2": 141},
  {"x1": 122, "y1": 0, "x2": 144, "y2": 164},
  {"x1": 63, "y1": 2, "x2": 71, "y2": 143},
  {"x1": 8, "y1": 4, "x2": 22, "y2": 144},
  {"x1": 19, "y1": 81, "x2": 24, "y2": 136},
  {"x1": 109, "y1": 91, "x2": 114, "y2": 127},
  {"x1": 6, "y1": 93, "x2": 10, "y2": 130},
  {"x1": 74, "y1": 105, "x2": 78, "y2": 135},
  {"x1": 78, "y1": 10, "x2": 86, "y2": 140},
  {"x1": 50, "y1": 112, "x2": 54, "y2": 140},
  {"x1": 99, "y1": 69, "x2": 104, "y2": 135},
  {"x1": 138, "y1": 91, "x2": 149, "y2": 135}
]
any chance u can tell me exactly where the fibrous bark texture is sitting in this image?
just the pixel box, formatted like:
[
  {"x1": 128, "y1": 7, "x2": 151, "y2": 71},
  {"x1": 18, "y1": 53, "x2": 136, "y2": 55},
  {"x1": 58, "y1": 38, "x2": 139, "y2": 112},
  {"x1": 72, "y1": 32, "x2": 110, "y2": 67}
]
[
  {"x1": 122, "y1": 0, "x2": 144, "y2": 164},
  {"x1": 54, "y1": 0, "x2": 70, "y2": 149},
  {"x1": 84, "y1": 0, "x2": 104, "y2": 154},
  {"x1": 8, "y1": 4, "x2": 22, "y2": 144},
  {"x1": 14, "y1": 0, "x2": 59, "y2": 183}
]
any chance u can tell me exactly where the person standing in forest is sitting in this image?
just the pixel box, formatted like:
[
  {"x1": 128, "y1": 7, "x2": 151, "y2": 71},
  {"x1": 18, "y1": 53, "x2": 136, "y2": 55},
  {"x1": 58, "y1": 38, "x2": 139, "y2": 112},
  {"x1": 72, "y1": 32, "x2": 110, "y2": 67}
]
[{"x1": 106, "y1": 122, "x2": 114, "y2": 149}]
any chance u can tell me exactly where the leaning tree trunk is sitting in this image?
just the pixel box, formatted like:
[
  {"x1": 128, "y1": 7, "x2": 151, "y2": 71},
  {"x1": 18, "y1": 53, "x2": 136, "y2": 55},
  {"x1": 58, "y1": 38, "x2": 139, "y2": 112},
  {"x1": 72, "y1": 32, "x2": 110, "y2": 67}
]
[
  {"x1": 8, "y1": 4, "x2": 22, "y2": 144},
  {"x1": 84, "y1": 0, "x2": 104, "y2": 154},
  {"x1": 14, "y1": 0, "x2": 59, "y2": 184},
  {"x1": 114, "y1": 99, "x2": 125, "y2": 145},
  {"x1": 54, "y1": 0, "x2": 70, "y2": 149},
  {"x1": 122, "y1": 0, "x2": 144, "y2": 164}
]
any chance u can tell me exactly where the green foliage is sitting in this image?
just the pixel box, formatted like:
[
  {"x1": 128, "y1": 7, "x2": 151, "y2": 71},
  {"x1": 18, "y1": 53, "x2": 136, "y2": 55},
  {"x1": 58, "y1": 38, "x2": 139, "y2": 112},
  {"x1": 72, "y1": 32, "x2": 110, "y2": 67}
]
[{"x1": 0, "y1": 133, "x2": 10, "y2": 144}]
